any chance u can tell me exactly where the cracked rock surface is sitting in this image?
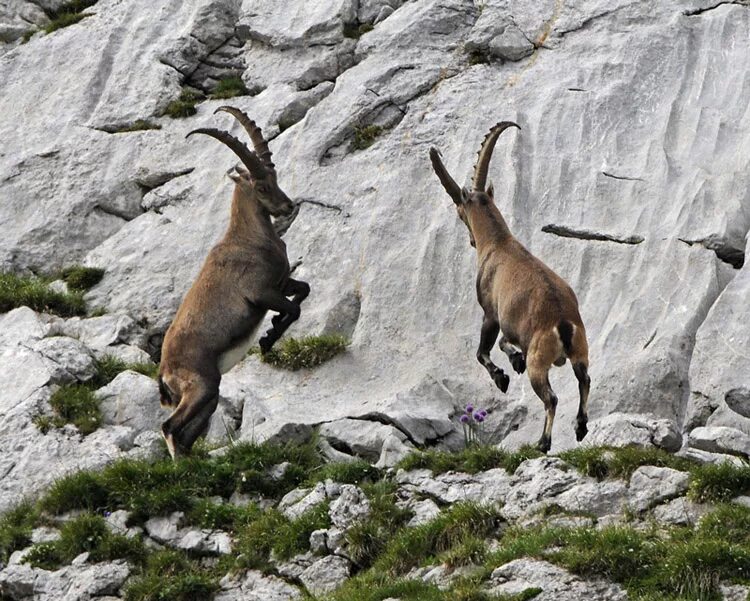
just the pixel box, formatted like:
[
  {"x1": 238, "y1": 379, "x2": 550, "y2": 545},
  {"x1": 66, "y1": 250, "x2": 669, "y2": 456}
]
[{"x1": 1, "y1": 0, "x2": 750, "y2": 512}]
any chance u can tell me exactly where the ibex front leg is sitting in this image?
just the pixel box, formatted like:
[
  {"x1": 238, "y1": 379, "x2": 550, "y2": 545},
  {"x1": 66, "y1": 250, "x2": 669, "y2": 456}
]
[
  {"x1": 258, "y1": 278, "x2": 310, "y2": 353},
  {"x1": 477, "y1": 317, "x2": 510, "y2": 392}
]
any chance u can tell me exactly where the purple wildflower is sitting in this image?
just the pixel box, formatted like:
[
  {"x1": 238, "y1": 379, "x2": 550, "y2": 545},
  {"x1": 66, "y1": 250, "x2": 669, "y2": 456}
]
[
  {"x1": 479, "y1": 409, "x2": 488, "y2": 418},
  {"x1": 474, "y1": 413, "x2": 485, "y2": 423},
  {"x1": 465, "y1": 404, "x2": 474, "y2": 414},
  {"x1": 459, "y1": 414, "x2": 470, "y2": 424}
]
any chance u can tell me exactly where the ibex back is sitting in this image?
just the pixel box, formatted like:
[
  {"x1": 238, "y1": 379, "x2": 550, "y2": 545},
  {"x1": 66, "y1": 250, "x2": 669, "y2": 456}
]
[
  {"x1": 158, "y1": 106, "x2": 309, "y2": 459},
  {"x1": 430, "y1": 123, "x2": 590, "y2": 452}
]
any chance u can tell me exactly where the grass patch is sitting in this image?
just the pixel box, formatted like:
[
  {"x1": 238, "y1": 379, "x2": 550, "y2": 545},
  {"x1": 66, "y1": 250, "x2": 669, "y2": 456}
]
[
  {"x1": 110, "y1": 120, "x2": 162, "y2": 134},
  {"x1": 21, "y1": 29, "x2": 36, "y2": 43},
  {"x1": 209, "y1": 76, "x2": 249, "y2": 100},
  {"x1": 37, "y1": 355, "x2": 158, "y2": 435},
  {"x1": 0, "y1": 272, "x2": 85, "y2": 316},
  {"x1": 558, "y1": 446, "x2": 697, "y2": 481},
  {"x1": 257, "y1": 334, "x2": 349, "y2": 370},
  {"x1": 123, "y1": 549, "x2": 219, "y2": 601},
  {"x1": 23, "y1": 513, "x2": 146, "y2": 570},
  {"x1": 305, "y1": 460, "x2": 381, "y2": 486},
  {"x1": 467, "y1": 49, "x2": 491, "y2": 65},
  {"x1": 164, "y1": 88, "x2": 205, "y2": 119},
  {"x1": 352, "y1": 125, "x2": 383, "y2": 150},
  {"x1": 688, "y1": 461, "x2": 750, "y2": 503},
  {"x1": 0, "y1": 501, "x2": 39, "y2": 563},
  {"x1": 44, "y1": 11, "x2": 92, "y2": 33},
  {"x1": 397, "y1": 445, "x2": 543, "y2": 476},
  {"x1": 346, "y1": 481, "x2": 414, "y2": 569},
  {"x1": 374, "y1": 502, "x2": 502, "y2": 575},
  {"x1": 59, "y1": 265, "x2": 104, "y2": 291}
]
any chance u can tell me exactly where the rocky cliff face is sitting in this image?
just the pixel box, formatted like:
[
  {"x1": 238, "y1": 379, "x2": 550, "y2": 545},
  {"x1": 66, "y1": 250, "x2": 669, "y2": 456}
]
[{"x1": 1, "y1": 0, "x2": 750, "y2": 504}]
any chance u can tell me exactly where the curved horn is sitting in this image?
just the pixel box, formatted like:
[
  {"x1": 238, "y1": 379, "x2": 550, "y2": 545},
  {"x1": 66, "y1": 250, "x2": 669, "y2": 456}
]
[
  {"x1": 472, "y1": 121, "x2": 520, "y2": 192},
  {"x1": 215, "y1": 106, "x2": 275, "y2": 174},
  {"x1": 186, "y1": 128, "x2": 268, "y2": 180},
  {"x1": 429, "y1": 147, "x2": 462, "y2": 205}
]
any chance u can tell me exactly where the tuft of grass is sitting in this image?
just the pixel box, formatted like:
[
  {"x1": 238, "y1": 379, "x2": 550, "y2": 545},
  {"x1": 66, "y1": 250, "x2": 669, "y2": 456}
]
[
  {"x1": 345, "y1": 481, "x2": 414, "y2": 569},
  {"x1": 343, "y1": 22, "x2": 374, "y2": 39},
  {"x1": 209, "y1": 76, "x2": 249, "y2": 99},
  {"x1": 258, "y1": 334, "x2": 349, "y2": 370},
  {"x1": 0, "y1": 501, "x2": 39, "y2": 563},
  {"x1": 559, "y1": 446, "x2": 697, "y2": 481},
  {"x1": 374, "y1": 502, "x2": 502, "y2": 575},
  {"x1": 24, "y1": 513, "x2": 146, "y2": 570},
  {"x1": 49, "y1": 384, "x2": 101, "y2": 435},
  {"x1": 0, "y1": 272, "x2": 85, "y2": 316},
  {"x1": 123, "y1": 549, "x2": 219, "y2": 601},
  {"x1": 697, "y1": 503, "x2": 750, "y2": 545},
  {"x1": 467, "y1": 49, "x2": 491, "y2": 65},
  {"x1": 110, "y1": 120, "x2": 162, "y2": 134},
  {"x1": 688, "y1": 461, "x2": 750, "y2": 503},
  {"x1": 59, "y1": 266, "x2": 104, "y2": 291},
  {"x1": 90, "y1": 355, "x2": 158, "y2": 387},
  {"x1": 352, "y1": 124, "x2": 383, "y2": 150},
  {"x1": 21, "y1": 29, "x2": 37, "y2": 43},
  {"x1": 397, "y1": 445, "x2": 543, "y2": 476},
  {"x1": 164, "y1": 88, "x2": 205, "y2": 119},
  {"x1": 44, "y1": 11, "x2": 92, "y2": 33},
  {"x1": 185, "y1": 499, "x2": 260, "y2": 532}
]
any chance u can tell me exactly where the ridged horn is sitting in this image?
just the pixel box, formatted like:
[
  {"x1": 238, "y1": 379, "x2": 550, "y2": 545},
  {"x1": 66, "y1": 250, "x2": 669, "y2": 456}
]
[
  {"x1": 186, "y1": 128, "x2": 268, "y2": 180},
  {"x1": 472, "y1": 121, "x2": 520, "y2": 192},
  {"x1": 429, "y1": 147, "x2": 463, "y2": 205},
  {"x1": 214, "y1": 106, "x2": 275, "y2": 174}
]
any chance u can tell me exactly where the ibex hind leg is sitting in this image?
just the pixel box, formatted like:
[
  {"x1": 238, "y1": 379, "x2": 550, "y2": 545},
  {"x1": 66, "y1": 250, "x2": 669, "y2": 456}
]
[
  {"x1": 573, "y1": 362, "x2": 590, "y2": 441},
  {"x1": 477, "y1": 317, "x2": 510, "y2": 392},
  {"x1": 161, "y1": 374, "x2": 219, "y2": 460},
  {"x1": 498, "y1": 336, "x2": 525, "y2": 374},
  {"x1": 174, "y1": 395, "x2": 218, "y2": 451}
]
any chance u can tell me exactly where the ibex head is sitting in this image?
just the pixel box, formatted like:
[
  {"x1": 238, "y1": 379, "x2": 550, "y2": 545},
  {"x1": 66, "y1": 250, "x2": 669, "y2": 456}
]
[
  {"x1": 187, "y1": 106, "x2": 295, "y2": 217},
  {"x1": 430, "y1": 121, "x2": 520, "y2": 247}
]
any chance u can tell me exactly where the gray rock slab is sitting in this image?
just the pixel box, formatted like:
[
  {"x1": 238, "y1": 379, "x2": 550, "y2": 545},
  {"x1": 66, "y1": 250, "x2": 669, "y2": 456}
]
[
  {"x1": 501, "y1": 458, "x2": 583, "y2": 520},
  {"x1": 688, "y1": 426, "x2": 750, "y2": 457},
  {"x1": 299, "y1": 555, "x2": 351, "y2": 596},
  {"x1": 585, "y1": 412, "x2": 682, "y2": 452},
  {"x1": 216, "y1": 570, "x2": 302, "y2": 601},
  {"x1": 97, "y1": 371, "x2": 162, "y2": 433},
  {"x1": 487, "y1": 558, "x2": 627, "y2": 600},
  {"x1": 328, "y1": 485, "x2": 371, "y2": 529},
  {"x1": 628, "y1": 466, "x2": 690, "y2": 513}
]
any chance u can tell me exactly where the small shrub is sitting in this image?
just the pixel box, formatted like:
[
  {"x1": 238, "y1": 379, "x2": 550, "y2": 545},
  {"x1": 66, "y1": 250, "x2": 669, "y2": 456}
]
[
  {"x1": 0, "y1": 272, "x2": 85, "y2": 316},
  {"x1": 49, "y1": 384, "x2": 101, "y2": 434},
  {"x1": 258, "y1": 334, "x2": 349, "y2": 370},
  {"x1": 209, "y1": 76, "x2": 249, "y2": 100},
  {"x1": 59, "y1": 266, "x2": 104, "y2": 290},
  {"x1": 164, "y1": 88, "x2": 205, "y2": 119},
  {"x1": 352, "y1": 125, "x2": 383, "y2": 150},
  {"x1": 688, "y1": 461, "x2": 750, "y2": 503}
]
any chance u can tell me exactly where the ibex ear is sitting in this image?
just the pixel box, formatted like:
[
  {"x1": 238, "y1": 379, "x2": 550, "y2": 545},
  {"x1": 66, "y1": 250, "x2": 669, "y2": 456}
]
[
  {"x1": 486, "y1": 182, "x2": 494, "y2": 198},
  {"x1": 461, "y1": 187, "x2": 470, "y2": 204}
]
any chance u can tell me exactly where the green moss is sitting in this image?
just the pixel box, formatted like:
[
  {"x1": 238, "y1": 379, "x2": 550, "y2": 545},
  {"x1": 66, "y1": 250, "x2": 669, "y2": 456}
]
[
  {"x1": 49, "y1": 384, "x2": 101, "y2": 434},
  {"x1": 209, "y1": 76, "x2": 250, "y2": 100},
  {"x1": 59, "y1": 266, "x2": 104, "y2": 291},
  {"x1": 258, "y1": 334, "x2": 349, "y2": 370},
  {"x1": 397, "y1": 445, "x2": 543, "y2": 476},
  {"x1": 688, "y1": 461, "x2": 750, "y2": 503},
  {"x1": 0, "y1": 272, "x2": 85, "y2": 317},
  {"x1": 0, "y1": 501, "x2": 39, "y2": 563},
  {"x1": 123, "y1": 549, "x2": 219, "y2": 601},
  {"x1": 352, "y1": 125, "x2": 383, "y2": 150},
  {"x1": 559, "y1": 446, "x2": 697, "y2": 481},
  {"x1": 164, "y1": 88, "x2": 205, "y2": 119}
]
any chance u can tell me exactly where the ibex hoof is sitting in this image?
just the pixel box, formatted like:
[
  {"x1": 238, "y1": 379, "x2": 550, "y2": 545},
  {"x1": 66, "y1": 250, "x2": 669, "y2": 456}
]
[
  {"x1": 576, "y1": 421, "x2": 588, "y2": 442},
  {"x1": 492, "y1": 369, "x2": 510, "y2": 393},
  {"x1": 259, "y1": 335, "x2": 274, "y2": 354},
  {"x1": 271, "y1": 314, "x2": 284, "y2": 328},
  {"x1": 509, "y1": 352, "x2": 526, "y2": 374},
  {"x1": 537, "y1": 435, "x2": 551, "y2": 454}
]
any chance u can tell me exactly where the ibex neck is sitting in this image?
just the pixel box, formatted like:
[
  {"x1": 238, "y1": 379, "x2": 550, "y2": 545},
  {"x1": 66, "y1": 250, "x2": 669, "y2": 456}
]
[
  {"x1": 227, "y1": 188, "x2": 276, "y2": 242},
  {"x1": 467, "y1": 202, "x2": 513, "y2": 252}
]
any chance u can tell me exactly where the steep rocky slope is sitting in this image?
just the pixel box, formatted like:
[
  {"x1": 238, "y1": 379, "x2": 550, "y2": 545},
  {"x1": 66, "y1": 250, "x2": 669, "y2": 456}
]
[{"x1": 1, "y1": 0, "x2": 750, "y2": 556}]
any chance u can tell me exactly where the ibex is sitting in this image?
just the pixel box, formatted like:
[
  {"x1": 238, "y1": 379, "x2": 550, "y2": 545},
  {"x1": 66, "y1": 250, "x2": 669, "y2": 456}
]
[
  {"x1": 430, "y1": 123, "x2": 590, "y2": 452},
  {"x1": 158, "y1": 106, "x2": 309, "y2": 459}
]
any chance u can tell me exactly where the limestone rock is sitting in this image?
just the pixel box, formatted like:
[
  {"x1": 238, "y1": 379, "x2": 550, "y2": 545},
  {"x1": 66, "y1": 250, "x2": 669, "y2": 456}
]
[
  {"x1": 688, "y1": 426, "x2": 750, "y2": 457},
  {"x1": 554, "y1": 480, "x2": 628, "y2": 517},
  {"x1": 652, "y1": 497, "x2": 709, "y2": 526},
  {"x1": 397, "y1": 467, "x2": 511, "y2": 506},
  {"x1": 328, "y1": 485, "x2": 371, "y2": 529},
  {"x1": 487, "y1": 558, "x2": 627, "y2": 600},
  {"x1": 97, "y1": 371, "x2": 162, "y2": 433},
  {"x1": 585, "y1": 413, "x2": 682, "y2": 452},
  {"x1": 628, "y1": 466, "x2": 690, "y2": 513},
  {"x1": 216, "y1": 570, "x2": 302, "y2": 601},
  {"x1": 319, "y1": 418, "x2": 412, "y2": 462},
  {"x1": 501, "y1": 458, "x2": 583, "y2": 520},
  {"x1": 299, "y1": 555, "x2": 351, "y2": 596}
]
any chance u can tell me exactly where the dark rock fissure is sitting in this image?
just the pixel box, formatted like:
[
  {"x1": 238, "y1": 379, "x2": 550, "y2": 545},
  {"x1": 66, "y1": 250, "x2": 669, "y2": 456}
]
[
  {"x1": 684, "y1": 1, "x2": 750, "y2": 16},
  {"x1": 678, "y1": 237, "x2": 745, "y2": 269},
  {"x1": 601, "y1": 171, "x2": 645, "y2": 182},
  {"x1": 541, "y1": 224, "x2": 645, "y2": 245}
]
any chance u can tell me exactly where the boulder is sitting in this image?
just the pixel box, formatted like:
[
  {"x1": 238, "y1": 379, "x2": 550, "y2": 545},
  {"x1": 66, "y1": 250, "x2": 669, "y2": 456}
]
[
  {"x1": 96, "y1": 371, "x2": 162, "y2": 433},
  {"x1": 628, "y1": 466, "x2": 690, "y2": 513},
  {"x1": 585, "y1": 413, "x2": 682, "y2": 452},
  {"x1": 299, "y1": 555, "x2": 351, "y2": 596},
  {"x1": 688, "y1": 427, "x2": 750, "y2": 457}
]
